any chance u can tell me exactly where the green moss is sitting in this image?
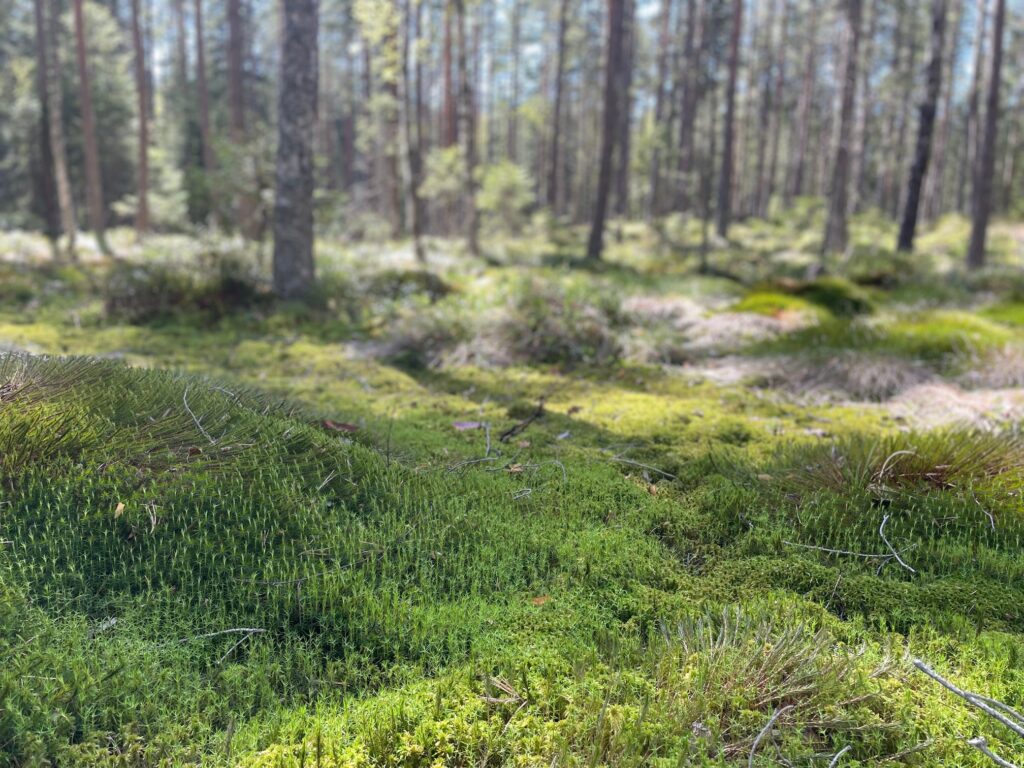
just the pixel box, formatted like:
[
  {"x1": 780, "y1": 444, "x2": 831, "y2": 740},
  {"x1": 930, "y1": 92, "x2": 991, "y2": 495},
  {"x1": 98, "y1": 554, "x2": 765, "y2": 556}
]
[{"x1": 729, "y1": 290, "x2": 829, "y2": 319}]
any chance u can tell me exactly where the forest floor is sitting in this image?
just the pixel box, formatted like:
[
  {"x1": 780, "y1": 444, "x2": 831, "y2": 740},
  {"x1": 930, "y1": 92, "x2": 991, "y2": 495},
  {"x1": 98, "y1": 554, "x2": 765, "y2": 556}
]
[{"x1": 3, "y1": 203, "x2": 1024, "y2": 766}]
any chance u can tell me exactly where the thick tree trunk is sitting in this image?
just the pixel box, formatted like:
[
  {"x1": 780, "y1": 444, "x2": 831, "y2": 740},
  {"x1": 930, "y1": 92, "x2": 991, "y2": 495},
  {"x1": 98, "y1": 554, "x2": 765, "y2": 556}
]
[
  {"x1": 849, "y1": 0, "x2": 875, "y2": 215},
  {"x1": 821, "y1": 0, "x2": 862, "y2": 258},
  {"x1": 272, "y1": 0, "x2": 318, "y2": 299},
  {"x1": 194, "y1": 0, "x2": 215, "y2": 176},
  {"x1": 453, "y1": 0, "x2": 480, "y2": 258},
  {"x1": 753, "y1": 0, "x2": 777, "y2": 218},
  {"x1": 546, "y1": 0, "x2": 571, "y2": 212},
  {"x1": 130, "y1": 0, "x2": 149, "y2": 235},
  {"x1": 786, "y1": 0, "x2": 818, "y2": 204},
  {"x1": 716, "y1": 0, "x2": 743, "y2": 237},
  {"x1": 966, "y1": 0, "x2": 1005, "y2": 269},
  {"x1": 586, "y1": 0, "x2": 625, "y2": 261},
  {"x1": 173, "y1": 0, "x2": 188, "y2": 86},
  {"x1": 897, "y1": 0, "x2": 947, "y2": 252},
  {"x1": 72, "y1": 0, "x2": 110, "y2": 254}
]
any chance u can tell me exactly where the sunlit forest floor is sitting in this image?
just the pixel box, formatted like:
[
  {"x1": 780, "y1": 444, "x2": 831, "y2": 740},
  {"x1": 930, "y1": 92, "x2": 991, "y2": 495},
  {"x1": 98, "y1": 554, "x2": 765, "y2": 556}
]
[{"x1": 3, "y1": 202, "x2": 1024, "y2": 766}]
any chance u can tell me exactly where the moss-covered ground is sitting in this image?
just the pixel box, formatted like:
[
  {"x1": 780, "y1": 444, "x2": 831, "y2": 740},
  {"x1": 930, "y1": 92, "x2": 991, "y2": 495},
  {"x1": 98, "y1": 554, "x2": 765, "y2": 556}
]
[{"x1": 3, "y1": 206, "x2": 1024, "y2": 766}]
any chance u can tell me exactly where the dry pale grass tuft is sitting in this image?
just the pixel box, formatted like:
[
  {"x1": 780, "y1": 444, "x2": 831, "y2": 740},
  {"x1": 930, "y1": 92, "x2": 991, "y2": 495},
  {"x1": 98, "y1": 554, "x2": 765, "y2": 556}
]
[{"x1": 762, "y1": 351, "x2": 935, "y2": 401}]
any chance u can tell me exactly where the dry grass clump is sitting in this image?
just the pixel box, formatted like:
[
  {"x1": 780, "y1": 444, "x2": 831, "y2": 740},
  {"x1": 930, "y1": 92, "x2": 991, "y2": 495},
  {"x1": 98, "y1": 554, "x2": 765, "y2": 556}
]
[
  {"x1": 762, "y1": 351, "x2": 935, "y2": 401},
  {"x1": 957, "y1": 344, "x2": 1024, "y2": 389}
]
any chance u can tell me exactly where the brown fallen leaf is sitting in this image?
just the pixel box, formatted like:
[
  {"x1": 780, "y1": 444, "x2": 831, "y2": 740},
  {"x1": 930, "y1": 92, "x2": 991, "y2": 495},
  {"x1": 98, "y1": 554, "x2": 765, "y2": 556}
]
[
  {"x1": 323, "y1": 420, "x2": 359, "y2": 433},
  {"x1": 648, "y1": 484, "x2": 658, "y2": 495},
  {"x1": 531, "y1": 595, "x2": 551, "y2": 606},
  {"x1": 517, "y1": 440, "x2": 531, "y2": 448},
  {"x1": 114, "y1": 502, "x2": 125, "y2": 518},
  {"x1": 507, "y1": 463, "x2": 525, "y2": 474}
]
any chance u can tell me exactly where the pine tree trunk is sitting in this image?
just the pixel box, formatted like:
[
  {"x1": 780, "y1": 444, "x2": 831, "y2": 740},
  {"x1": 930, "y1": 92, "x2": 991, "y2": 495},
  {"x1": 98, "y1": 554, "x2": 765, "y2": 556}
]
[
  {"x1": 442, "y1": 1, "x2": 458, "y2": 148},
  {"x1": 716, "y1": 0, "x2": 743, "y2": 237},
  {"x1": 402, "y1": 0, "x2": 426, "y2": 262},
  {"x1": 547, "y1": 0, "x2": 571, "y2": 212},
  {"x1": 966, "y1": 0, "x2": 1005, "y2": 269},
  {"x1": 194, "y1": 0, "x2": 215, "y2": 176},
  {"x1": 613, "y1": 0, "x2": 634, "y2": 218},
  {"x1": 646, "y1": 0, "x2": 673, "y2": 219},
  {"x1": 31, "y1": 0, "x2": 59, "y2": 252},
  {"x1": 228, "y1": 0, "x2": 257, "y2": 237},
  {"x1": 897, "y1": 0, "x2": 947, "y2": 252},
  {"x1": 676, "y1": 0, "x2": 703, "y2": 212},
  {"x1": 586, "y1": 0, "x2": 625, "y2": 261},
  {"x1": 786, "y1": 0, "x2": 817, "y2": 204},
  {"x1": 923, "y1": 0, "x2": 963, "y2": 219},
  {"x1": 764, "y1": 0, "x2": 788, "y2": 215},
  {"x1": 130, "y1": 0, "x2": 149, "y2": 235},
  {"x1": 272, "y1": 0, "x2": 318, "y2": 299},
  {"x1": 753, "y1": 0, "x2": 777, "y2": 218},
  {"x1": 959, "y1": 0, "x2": 988, "y2": 213},
  {"x1": 454, "y1": 0, "x2": 480, "y2": 257},
  {"x1": 849, "y1": 0, "x2": 875, "y2": 215},
  {"x1": 173, "y1": 0, "x2": 188, "y2": 86},
  {"x1": 821, "y1": 0, "x2": 862, "y2": 258},
  {"x1": 72, "y1": 0, "x2": 110, "y2": 253},
  {"x1": 508, "y1": 0, "x2": 520, "y2": 162}
]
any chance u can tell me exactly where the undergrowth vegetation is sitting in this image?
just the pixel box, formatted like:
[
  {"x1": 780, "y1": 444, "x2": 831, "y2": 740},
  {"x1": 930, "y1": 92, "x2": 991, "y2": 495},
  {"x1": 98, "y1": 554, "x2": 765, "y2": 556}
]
[{"x1": 2, "y1": 212, "x2": 1024, "y2": 766}]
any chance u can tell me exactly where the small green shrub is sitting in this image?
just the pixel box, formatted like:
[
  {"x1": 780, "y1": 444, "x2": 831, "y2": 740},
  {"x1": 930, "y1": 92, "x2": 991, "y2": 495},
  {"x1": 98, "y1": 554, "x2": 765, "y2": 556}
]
[{"x1": 790, "y1": 276, "x2": 875, "y2": 317}]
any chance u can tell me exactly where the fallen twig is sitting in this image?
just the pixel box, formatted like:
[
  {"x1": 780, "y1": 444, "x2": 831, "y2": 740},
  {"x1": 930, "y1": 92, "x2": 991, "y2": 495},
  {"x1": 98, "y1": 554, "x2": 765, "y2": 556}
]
[
  {"x1": 968, "y1": 737, "x2": 1019, "y2": 768},
  {"x1": 183, "y1": 386, "x2": 216, "y2": 445},
  {"x1": 913, "y1": 659, "x2": 1024, "y2": 739},
  {"x1": 749, "y1": 705, "x2": 794, "y2": 767},
  {"x1": 499, "y1": 399, "x2": 545, "y2": 443},
  {"x1": 609, "y1": 456, "x2": 677, "y2": 480},
  {"x1": 879, "y1": 515, "x2": 916, "y2": 574},
  {"x1": 827, "y1": 746, "x2": 852, "y2": 768}
]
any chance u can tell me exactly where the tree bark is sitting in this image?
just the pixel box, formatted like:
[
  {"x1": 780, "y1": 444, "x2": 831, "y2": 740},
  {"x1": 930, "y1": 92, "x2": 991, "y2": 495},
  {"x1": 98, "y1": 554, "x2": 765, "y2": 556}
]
[
  {"x1": 647, "y1": 0, "x2": 673, "y2": 219},
  {"x1": 716, "y1": 0, "x2": 743, "y2": 237},
  {"x1": 228, "y1": 0, "x2": 257, "y2": 237},
  {"x1": 786, "y1": 0, "x2": 818, "y2": 204},
  {"x1": 585, "y1": 0, "x2": 625, "y2": 261},
  {"x1": 442, "y1": 0, "x2": 458, "y2": 148},
  {"x1": 130, "y1": 0, "x2": 149, "y2": 235},
  {"x1": 37, "y1": 0, "x2": 77, "y2": 258},
  {"x1": 676, "y1": 0, "x2": 703, "y2": 212},
  {"x1": 966, "y1": 0, "x2": 1005, "y2": 269},
  {"x1": 194, "y1": 0, "x2": 215, "y2": 176},
  {"x1": 613, "y1": 0, "x2": 634, "y2": 218},
  {"x1": 897, "y1": 0, "x2": 947, "y2": 252},
  {"x1": 72, "y1": 0, "x2": 110, "y2": 253},
  {"x1": 821, "y1": 0, "x2": 862, "y2": 258},
  {"x1": 764, "y1": 0, "x2": 788, "y2": 214},
  {"x1": 173, "y1": 0, "x2": 188, "y2": 86},
  {"x1": 923, "y1": 0, "x2": 963, "y2": 219},
  {"x1": 959, "y1": 0, "x2": 988, "y2": 213},
  {"x1": 402, "y1": 0, "x2": 426, "y2": 262},
  {"x1": 546, "y1": 0, "x2": 571, "y2": 212},
  {"x1": 272, "y1": 0, "x2": 318, "y2": 299},
  {"x1": 508, "y1": 0, "x2": 521, "y2": 162},
  {"x1": 453, "y1": 0, "x2": 480, "y2": 257}
]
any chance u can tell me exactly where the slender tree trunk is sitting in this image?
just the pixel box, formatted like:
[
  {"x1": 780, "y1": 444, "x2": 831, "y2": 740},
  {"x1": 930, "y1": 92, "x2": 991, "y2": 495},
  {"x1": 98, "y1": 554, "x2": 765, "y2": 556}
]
[
  {"x1": 442, "y1": 0, "x2": 458, "y2": 148},
  {"x1": 272, "y1": 0, "x2": 318, "y2": 299},
  {"x1": 753, "y1": 0, "x2": 777, "y2": 218},
  {"x1": 647, "y1": 0, "x2": 673, "y2": 219},
  {"x1": 959, "y1": 0, "x2": 988, "y2": 213},
  {"x1": 72, "y1": 0, "x2": 110, "y2": 254},
  {"x1": 849, "y1": 0, "x2": 875, "y2": 214},
  {"x1": 194, "y1": 0, "x2": 215, "y2": 176},
  {"x1": 586, "y1": 0, "x2": 625, "y2": 261},
  {"x1": 547, "y1": 0, "x2": 571, "y2": 212},
  {"x1": 129, "y1": 0, "x2": 149, "y2": 235},
  {"x1": 897, "y1": 0, "x2": 947, "y2": 252},
  {"x1": 508, "y1": 0, "x2": 521, "y2": 162},
  {"x1": 173, "y1": 0, "x2": 188, "y2": 86},
  {"x1": 677, "y1": 0, "x2": 703, "y2": 212},
  {"x1": 923, "y1": 0, "x2": 963, "y2": 219},
  {"x1": 614, "y1": 0, "x2": 635, "y2": 218},
  {"x1": 787, "y1": 0, "x2": 818, "y2": 204},
  {"x1": 764, "y1": 0, "x2": 788, "y2": 215},
  {"x1": 453, "y1": 0, "x2": 479, "y2": 257},
  {"x1": 821, "y1": 0, "x2": 862, "y2": 258},
  {"x1": 966, "y1": 0, "x2": 1005, "y2": 269},
  {"x1": 228, "y1": 0, "x2": 257, "y2": 237},
  {"x1": 716, "y1": 0, "x2": 743, "y2": 237},
  {"x1": 402, "y1": 0, "x2": 425, "y2": 262},
  {"x1": 38, "y1": 0, "x2": 77, "y2": 258}
]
